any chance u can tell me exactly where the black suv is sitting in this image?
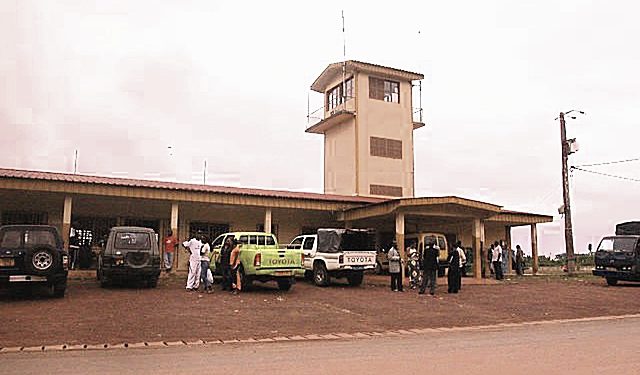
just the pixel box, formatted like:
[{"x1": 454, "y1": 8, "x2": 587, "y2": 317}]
[
  {"x1": 97, "y1": 226, "x2": 161, "y2": 288},
  {"x1": 593, "y1": 222, "x2": 640, "y2": 286},
  {"x1": 0, "y1": 225, "x2": 69, "y2": 297}
]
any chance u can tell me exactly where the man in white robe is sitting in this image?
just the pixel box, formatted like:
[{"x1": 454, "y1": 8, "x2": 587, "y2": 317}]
[{"x1": 182, "y1": 234, "x2": 203, "y2": 291}]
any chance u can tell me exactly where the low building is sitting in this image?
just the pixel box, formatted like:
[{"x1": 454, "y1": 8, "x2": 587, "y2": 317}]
[{"x1": 0, "y1": 61, "x2": 552, "y2": 277}]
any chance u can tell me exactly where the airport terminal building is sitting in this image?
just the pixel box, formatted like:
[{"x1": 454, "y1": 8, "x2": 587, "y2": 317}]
[{"x1": 0, "y1": 61, "x2": 552, "y2": 277}]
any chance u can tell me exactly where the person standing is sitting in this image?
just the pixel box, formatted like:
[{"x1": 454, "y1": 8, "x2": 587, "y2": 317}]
[
  {"x1": 229, "y1": 239, "x2": 242, "y2": 295},
  {"x1": 163, "y1": 230, "x2": 178, "y2": 273},
  {"x1": 492, "y1": 241, "x2": 504, "y2": 280},
  {"x1": 199, "y1": 236, "x2": 213, "y2": 293},
  {"x1": 447, "y1": 246, "x2": 461, "y2": 293},
  {"x1": 419, "y1": 240, "x2": 439, "y2": 295},
  {"x1": 182, "y1": 233, "x2": 203, "y2": 291},
  {"x1": 387, "y1": 242, "x2": 403, "y2": 292},
  {"x1": 220, "y1": 237, "x2": 233, "y2": 291},
  {"x1": 500, "y1": 240, "x2": 509, "y2": 275},
  {"x1": 69, "y1": 224, "x2": 79, "y2": 270},
  {"x1": 455, "y1": 241, "x2": 467, "y2": 290},
  {"x1": 515, "y1": 244, "x2": 524, "y2": 276},
  {"x1": 487, "y1": 243, "x2": 495, "y2": 276},
  {"x1": 407, "y1": 242, "x2": 420, "y2": 289}
]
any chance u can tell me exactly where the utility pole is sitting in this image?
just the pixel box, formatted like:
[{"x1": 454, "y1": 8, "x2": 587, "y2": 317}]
[{"x1": 559, "y1": 111, "x2": 579, "y2": 275}]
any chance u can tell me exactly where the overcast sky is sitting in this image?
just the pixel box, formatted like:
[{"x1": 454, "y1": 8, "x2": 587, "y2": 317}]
[{"x1": 1, "y1": 0, "x2": 639, "y2": 256}]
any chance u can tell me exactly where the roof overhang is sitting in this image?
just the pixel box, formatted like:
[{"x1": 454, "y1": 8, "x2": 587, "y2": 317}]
[
  {"x1": 336, "y1": 197, "x2": 553, "y2": 227},
  {"x1": 486, "y1": 210, "x2": 554, "y2": 226},
  {"x1": 337, "y1": 196, "x2": 503, "y2": 222},
  {"x1": 311, "y1": 60, "x2": 424, "y2": 93}
]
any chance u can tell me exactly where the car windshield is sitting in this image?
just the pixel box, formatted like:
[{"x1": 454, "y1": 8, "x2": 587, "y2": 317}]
[
  {"x1": 114, "y1": 232, "x2": 151, "y2": 250},
  {"x1": 288, "y1": 237, "x2": 303, "y2": 249},
  {"x1": 24, "y1": 230, "x2": 57, "y2": 247},
  {"x1": 597, "y1": 237, "x2": 637, "y2": 252},
  {"x1": 0, "y1": 229, "x2": 57, "y2": 248},
  {"x1": 0, "y1": 230, "x2": 22, "y2": 248}
]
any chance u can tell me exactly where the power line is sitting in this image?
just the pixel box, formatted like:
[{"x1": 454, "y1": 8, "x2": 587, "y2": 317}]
[
  {"x1": 571, "y1": 166, "x2": 640, "y2": 183},
  {"x1": 574, "y1": 157, "x2": 640, "y2": 168}
]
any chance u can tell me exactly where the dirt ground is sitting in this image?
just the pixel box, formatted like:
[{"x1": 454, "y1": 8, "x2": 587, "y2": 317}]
[{"x1": 1, "y1": 273, "x2": 639, "y2": 348}]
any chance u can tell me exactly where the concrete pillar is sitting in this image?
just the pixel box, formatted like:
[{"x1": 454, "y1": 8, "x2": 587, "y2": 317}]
[
  {"x1": 472, "y1": 218, "x2": 484, "y2": 279},
  {"x1": 505, "y1": 226, "x2": 512, "y2": 275},
  {"x1": 171, "y1": 202, "x2": 179, "y2": 270},
  {"x1": 62, "y1": 196, "x2": 72, "y2": 250},
  {"x1": 264, "y1": 208, "x2": 272, "y2": 234},
  {"x1": 531, "y1": 223, "x2": 539, "y2": 275},
  {"x1": 395, "y1": 212, "x2": 406, "y2": 279}
]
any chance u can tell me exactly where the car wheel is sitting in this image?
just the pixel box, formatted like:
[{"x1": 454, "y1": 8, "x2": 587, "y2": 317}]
[
  {"x1": 347, "y1": 271, "x2": 364, "y2": 287},
  {"x1": 147, "y1": 277, "x2": 159, "y2": 288},
  {"x1": 96, "y1": 256, "x2": 103, "y2": 280},
  {"x1": 277, "y1": 278, "x2": 293, "y2": 291},
  {"x1": 239, "y1": 265, "x2": 253, "y2": 291},
  {"x1": 313, "y1": 262, "x2": 330, "y2": 287},
  {"x1": 52, "y1": 281, "x2": 66, "y2": 298},
  {"x1": 29, "y1": 247, "x2": 58, "y2": 275},
  {"x1": 375, "y1": 262, "x2": 383, "y2": 275},
  {"x1": 99, "y1": 271, "x2": 110, "y2": 288},
  {"x1": 606, "y1": 277, "x2": 618, "y2": 286}
]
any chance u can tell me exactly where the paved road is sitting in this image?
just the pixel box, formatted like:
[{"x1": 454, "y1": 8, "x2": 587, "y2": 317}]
[{"x1": 2, "y1": 317, "x2": 639, "y2": 375}]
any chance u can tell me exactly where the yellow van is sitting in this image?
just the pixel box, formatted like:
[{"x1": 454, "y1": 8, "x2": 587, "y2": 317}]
[
  {"x1": 375, "y1": 232, "x2": 449, "y2": 276},
  {"x1": 406, "y1": 233, "x2": 449, "y2": 276}
]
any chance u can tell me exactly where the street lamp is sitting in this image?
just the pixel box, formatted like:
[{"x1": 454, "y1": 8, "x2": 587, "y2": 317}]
[{"x1": 556, "y1": 109, "x2": 585, "y2": 275}]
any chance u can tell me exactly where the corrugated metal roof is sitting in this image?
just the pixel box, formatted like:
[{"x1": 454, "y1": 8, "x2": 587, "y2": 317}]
[{"x1": 0, "y1": 167, "x2": 386, "y2": 204}]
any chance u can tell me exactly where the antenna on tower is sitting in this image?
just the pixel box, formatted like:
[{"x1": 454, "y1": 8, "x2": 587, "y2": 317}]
[
  {"x1": 341, "y1": 10, "x2": 347, "y2": 103},
  {"x1": 203, "y1": 159, "x2": 207, "y2": 185},
  {"x1": 73, "y1": 149, "x2": 78, "y2": 174}
]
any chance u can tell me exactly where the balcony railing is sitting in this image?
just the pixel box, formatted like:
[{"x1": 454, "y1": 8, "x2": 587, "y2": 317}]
[
  {"x1": 307, "y1": 96, "x2": 356, "y2": 128},
  {"x1": 307, "y1": 99, "x2": 424, "y2": 129},
  {"x1": 307, "y1": 105, "x2": 325, "y2": 126},
  {"x1": 412, "y1": 107, "x2": 424, "y2": 125}
]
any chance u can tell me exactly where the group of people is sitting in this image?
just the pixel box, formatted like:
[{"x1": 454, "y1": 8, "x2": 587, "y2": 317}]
[
  {"x1": 386, "y1": 240, "x2": 467, "y2": 296},
  {"x1": 161, "y1": 230, "x2": 527, "y2": 294},
  {"x1": 488, "y1": 241, "x2": 526, "y2": 280},
  {"x1": 162, "y1": 230, "x2": 243, "y2": 295}
]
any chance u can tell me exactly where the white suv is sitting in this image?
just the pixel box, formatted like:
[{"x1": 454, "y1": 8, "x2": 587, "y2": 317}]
[{"x1": 288, "y1": 229, "x2": 376, "y2": 287}]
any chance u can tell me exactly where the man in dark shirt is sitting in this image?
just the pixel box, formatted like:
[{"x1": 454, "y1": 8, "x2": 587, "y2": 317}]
[
  {"x1": 419, "y1": 240, "x2": 440, "y2": 295},
  {"x1": 220, "y1": 237, "x2": 233, "y2": 291}
]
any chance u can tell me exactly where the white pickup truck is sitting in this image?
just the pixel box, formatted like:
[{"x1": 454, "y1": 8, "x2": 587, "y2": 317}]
[{"x1": 288, "y1": 229, "x2": 376, "y2": 287}]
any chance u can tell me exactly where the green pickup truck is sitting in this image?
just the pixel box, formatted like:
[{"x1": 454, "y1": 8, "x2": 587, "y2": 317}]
[{"x1": 209, "y1": 232, "x2": 304, "y2": 291}]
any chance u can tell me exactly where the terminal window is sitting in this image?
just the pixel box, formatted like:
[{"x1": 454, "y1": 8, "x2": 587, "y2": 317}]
[
  {"x1": 326, "y1": 77, "x2": 354, "y2": 111},
  {"x1": 369, "y1": 77, "x2": 399, "y2": 103}
]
